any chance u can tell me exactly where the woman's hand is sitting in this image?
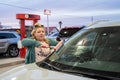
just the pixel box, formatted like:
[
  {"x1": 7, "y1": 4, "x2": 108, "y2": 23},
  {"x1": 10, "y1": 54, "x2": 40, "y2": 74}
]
[
  {"x1": 40, "y1": 40, "x2": 64, "y2": 52},
  {"x1": 53, "y1": 40, "x2": 64, "y2": 51}
]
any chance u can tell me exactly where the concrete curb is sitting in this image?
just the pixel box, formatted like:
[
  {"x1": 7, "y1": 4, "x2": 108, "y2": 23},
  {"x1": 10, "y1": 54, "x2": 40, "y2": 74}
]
[{"x1": 0, "y1": 58, "x2": 25, "y2": 68}]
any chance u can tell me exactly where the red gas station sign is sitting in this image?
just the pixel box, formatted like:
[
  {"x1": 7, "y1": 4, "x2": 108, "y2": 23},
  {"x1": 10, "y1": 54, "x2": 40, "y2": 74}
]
[
  {"x1": 16, "y1": 14, "x2": 40, "y2": 20},
  {"x1": 16, "y1": 13, "x2": 40, "y2": 58}
]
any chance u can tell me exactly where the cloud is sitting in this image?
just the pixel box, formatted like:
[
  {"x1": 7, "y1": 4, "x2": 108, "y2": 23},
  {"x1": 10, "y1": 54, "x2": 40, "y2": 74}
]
[
  {"x1": 63, "y1": 9, "x2": 120, "y2": 17},
  {"x1": 1, "y1": 0, "x2": 120, "y2": 27}
]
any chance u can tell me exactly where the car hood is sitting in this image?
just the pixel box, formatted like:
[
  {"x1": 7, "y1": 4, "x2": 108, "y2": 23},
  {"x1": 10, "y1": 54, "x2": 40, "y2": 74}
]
[{"x1": 0, "y1": 63, "x2": 95, "y2": 80}]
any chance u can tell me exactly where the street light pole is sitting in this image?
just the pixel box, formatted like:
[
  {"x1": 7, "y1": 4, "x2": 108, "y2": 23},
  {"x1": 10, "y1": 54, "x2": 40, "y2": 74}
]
[{"x1": 59, "y1": 21, "x2": 62, "y2": 29}]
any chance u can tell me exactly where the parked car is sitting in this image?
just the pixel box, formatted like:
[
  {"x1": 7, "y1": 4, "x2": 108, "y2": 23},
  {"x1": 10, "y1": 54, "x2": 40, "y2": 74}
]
[
  {"x1": 46, "y1": 32, "x2": 59, "y2": 40},
  {"x1": 0, "y1": 20, "x2": 120, "y2": 80},
  {"x1": 56, "y1": 26, "x2": 85, "y2": 41},
  {"x1": 0, "y1": 31, "x2": 20, "y2": 57}
]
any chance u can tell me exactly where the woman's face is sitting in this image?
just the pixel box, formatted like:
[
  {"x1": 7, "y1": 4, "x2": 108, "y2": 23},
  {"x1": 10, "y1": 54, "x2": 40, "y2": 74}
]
[{"x1": 34, "y1": 27, "x2": 46, "y2": 41}]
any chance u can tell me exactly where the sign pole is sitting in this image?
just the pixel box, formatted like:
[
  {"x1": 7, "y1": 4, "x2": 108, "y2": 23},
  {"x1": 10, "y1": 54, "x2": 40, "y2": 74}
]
[
  {"x1": 47, "y1": 15, "x2": 49, "y2": 35},
  {"x1": 44, "y1": 9, "x2": 51, "y2": 35}
]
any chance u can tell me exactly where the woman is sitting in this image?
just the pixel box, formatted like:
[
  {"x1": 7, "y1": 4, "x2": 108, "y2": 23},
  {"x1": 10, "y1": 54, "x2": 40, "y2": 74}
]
[{"x1": 22, "y1": 23, "x2": 59, "y2": 64}]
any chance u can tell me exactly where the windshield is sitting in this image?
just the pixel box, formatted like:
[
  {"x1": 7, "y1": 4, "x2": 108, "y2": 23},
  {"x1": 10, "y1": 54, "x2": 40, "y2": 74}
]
[{"x1": 46, "y1": 26, "x2": 120, "y2": 78}]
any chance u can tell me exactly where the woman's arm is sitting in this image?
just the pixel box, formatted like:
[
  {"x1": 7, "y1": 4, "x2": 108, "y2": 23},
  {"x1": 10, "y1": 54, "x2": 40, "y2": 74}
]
[
  {"x1": 54, "y1": 40, "x2": 64, "y2": 51},
  {"x1": 22, "y1": 38, "x2": 41, "y2": 47}
]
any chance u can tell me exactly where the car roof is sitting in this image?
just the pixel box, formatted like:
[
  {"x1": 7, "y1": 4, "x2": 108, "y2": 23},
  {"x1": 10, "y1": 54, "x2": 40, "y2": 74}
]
[
  {"x1": 0, "y1": 31, "x2": 17, "y2": 33},
  {"x1": 85, "y1": 20, "x2": 120, "y2": 29},
  {"x1": 60, "y1": 27, "x2": 83, "y2": 30}
]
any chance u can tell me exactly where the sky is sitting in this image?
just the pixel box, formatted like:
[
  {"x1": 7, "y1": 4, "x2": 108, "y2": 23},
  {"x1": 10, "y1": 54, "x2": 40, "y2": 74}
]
[{"x1": 0, "y1": 0, "x2": 120, "y2": 29}]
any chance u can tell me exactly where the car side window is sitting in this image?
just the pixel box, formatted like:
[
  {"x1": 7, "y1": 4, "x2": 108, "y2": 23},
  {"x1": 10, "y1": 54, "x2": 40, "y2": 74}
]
[{"x1": 0, "y1": 33, "x2": 16, "y2": 39}]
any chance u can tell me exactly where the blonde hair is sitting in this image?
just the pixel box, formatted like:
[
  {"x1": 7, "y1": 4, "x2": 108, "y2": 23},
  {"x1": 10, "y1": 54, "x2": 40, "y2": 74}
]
[{"x1": 31, "y1": 23, "x2": 49, "y2": 44}]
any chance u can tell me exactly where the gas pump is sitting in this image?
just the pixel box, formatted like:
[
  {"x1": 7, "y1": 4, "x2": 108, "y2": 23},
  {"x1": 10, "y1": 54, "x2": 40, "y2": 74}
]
[{"x1": 16, "y1": 13, "x2": 40, "y2": 58}]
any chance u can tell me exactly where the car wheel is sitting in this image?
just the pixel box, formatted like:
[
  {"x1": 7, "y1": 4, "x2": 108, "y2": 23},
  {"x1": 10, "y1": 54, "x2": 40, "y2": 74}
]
[{"x1": 7, "y1": 45, "x2": 19, "y2": 57}]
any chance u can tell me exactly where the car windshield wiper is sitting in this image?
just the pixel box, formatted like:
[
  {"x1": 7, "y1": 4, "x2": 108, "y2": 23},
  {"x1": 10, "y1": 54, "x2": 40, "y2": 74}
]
[
  {"x1": 41, "y1": 61, "x2": 62, "y2": 71},
  {"x1": 61, "y1": 69, "x2": 115, "y2": 80}
]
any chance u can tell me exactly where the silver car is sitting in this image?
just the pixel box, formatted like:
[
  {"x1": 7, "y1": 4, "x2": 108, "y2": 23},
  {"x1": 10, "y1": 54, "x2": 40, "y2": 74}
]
[
  {"x1": 0, "y1": 31, "x2": 20, "y2": 57},
  {"x1": 0, "y1": 20, "x2": 120, "y2": 80}
]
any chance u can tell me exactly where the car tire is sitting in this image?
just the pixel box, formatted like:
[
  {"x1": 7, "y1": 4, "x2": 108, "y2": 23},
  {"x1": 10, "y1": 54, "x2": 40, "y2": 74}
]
[{"x1": 7, "y1": 45, "x2": 19, "y2": 57}]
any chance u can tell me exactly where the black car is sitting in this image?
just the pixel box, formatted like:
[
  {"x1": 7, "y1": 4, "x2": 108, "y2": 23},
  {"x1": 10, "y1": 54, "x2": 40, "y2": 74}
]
[{"x1": 56, "y1": 26, "x2": 85, "y2": 41}]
